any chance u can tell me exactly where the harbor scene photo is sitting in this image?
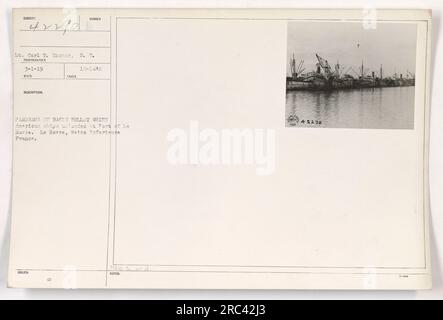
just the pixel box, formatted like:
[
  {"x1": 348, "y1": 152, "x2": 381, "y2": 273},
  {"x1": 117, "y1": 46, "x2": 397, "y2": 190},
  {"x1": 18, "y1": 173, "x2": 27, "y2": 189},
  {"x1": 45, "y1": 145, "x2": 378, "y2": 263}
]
[{"x1": 286, "y1": 22, "x2": 417, "y2": 129}]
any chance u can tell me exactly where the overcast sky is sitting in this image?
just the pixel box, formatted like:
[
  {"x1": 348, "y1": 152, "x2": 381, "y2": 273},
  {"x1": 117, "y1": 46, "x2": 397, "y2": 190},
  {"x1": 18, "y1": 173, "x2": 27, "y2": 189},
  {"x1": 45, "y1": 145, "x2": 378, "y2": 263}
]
[{"x1": 286, "y1": 22, "x2": 417, "y2": 78}]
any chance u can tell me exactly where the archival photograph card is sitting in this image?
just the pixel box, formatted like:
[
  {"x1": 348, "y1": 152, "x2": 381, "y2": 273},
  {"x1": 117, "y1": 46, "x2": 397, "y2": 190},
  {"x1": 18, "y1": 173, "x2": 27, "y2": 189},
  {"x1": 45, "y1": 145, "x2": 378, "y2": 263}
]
[{"x1": 8, "y1": 8, "x2": 432, "y2": 289}]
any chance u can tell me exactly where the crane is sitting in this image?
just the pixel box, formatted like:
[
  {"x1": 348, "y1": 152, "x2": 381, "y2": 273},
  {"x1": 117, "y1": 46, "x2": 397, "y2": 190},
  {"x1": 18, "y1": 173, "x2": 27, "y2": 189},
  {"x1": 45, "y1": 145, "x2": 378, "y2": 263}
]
[{"x1": 315, "y1": 53, "x2": 333, "y2": 77}]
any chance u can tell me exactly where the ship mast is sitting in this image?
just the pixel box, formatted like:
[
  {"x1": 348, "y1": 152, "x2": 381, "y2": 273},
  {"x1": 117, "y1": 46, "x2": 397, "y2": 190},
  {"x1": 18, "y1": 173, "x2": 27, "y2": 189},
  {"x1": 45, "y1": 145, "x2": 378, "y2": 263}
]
[
  {"x1": 291, "y1": 53, "x2": 296, "y2": 78},
  {"x1": 335, "y1": 60, "x2": 340, "y2": 77},
  {"x1": 361, "y1": 60, "x2": 364, "y2": 78}
]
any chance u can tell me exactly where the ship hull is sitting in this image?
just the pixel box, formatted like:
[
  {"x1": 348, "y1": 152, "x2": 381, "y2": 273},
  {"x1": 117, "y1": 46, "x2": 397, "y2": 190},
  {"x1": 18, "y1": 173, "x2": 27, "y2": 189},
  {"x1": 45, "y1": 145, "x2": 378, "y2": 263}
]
[{"x1": 286, "y1": 78, "x2": 415, "y2": 91}]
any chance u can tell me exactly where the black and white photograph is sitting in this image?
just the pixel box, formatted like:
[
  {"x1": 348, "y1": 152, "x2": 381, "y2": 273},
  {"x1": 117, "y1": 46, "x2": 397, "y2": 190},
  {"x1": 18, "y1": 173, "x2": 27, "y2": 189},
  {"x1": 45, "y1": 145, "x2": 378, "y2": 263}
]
[{"x1": 286, "y1": 22, "x2": 417, "y2": 129}]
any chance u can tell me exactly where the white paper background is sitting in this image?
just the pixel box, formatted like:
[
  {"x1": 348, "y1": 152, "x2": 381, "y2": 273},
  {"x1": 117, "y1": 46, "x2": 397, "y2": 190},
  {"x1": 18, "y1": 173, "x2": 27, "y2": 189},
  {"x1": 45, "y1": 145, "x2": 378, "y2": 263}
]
[{"x1": 0, "y1": 0, "x2": 442, "y2": 299}]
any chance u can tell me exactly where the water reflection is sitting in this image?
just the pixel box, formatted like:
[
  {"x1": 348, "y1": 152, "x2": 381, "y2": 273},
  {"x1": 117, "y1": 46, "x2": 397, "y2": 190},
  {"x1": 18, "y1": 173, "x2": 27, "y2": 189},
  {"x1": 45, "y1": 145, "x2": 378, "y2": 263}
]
[{"x1": 285, "y1": 86, "x2": 415, "y2": 129}]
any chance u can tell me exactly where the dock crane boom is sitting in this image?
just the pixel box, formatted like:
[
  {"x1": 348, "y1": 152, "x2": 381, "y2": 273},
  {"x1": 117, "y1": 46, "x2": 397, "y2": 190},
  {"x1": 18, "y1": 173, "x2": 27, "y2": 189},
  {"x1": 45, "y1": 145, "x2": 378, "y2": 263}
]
[{"x1": 315, "y1": 53, "x2": 333, "y2": 77}]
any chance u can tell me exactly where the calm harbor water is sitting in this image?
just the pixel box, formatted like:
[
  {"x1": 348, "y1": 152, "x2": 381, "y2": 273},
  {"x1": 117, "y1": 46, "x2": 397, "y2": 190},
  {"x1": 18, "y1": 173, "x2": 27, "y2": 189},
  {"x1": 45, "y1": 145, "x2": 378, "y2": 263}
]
[{"x1": 285, "y1": 86, "x2": 415, "y2": 129}]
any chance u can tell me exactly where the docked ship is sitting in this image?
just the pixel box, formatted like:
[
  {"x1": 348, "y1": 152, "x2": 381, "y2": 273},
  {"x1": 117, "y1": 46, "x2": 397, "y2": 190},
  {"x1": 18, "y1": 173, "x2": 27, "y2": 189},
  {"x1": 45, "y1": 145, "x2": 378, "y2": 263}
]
[{"x1": 286, "y1": 53, "x2": 415, "y2": 91}]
